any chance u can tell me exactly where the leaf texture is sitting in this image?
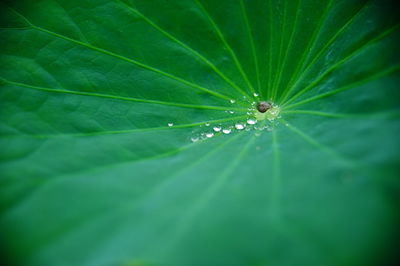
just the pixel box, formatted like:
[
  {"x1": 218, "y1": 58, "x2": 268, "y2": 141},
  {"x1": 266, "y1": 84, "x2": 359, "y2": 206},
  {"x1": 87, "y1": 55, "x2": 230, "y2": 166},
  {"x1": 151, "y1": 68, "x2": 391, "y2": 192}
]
[{"x1": 0, "y1": 0, "x2": 399, "y2": 266}]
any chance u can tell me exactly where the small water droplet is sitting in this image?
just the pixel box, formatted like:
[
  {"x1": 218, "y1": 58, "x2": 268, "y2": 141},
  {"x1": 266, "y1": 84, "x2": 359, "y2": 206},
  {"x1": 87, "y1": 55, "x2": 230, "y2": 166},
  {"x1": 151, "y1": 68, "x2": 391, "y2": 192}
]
[
  {"x1": 230, "y1": 99, "x2": 236, "y2": 104},
  {"x1": 213, "y1": 126, "x2": 222, "y2": 132},
  {"x1": 235, "y1": 123, "x2": 245, "y2": 130},
  {"x1": 253, "y1": 93, "x2": 259, "y2": 97},
  {"x1": 222, "y1": 128, "x2": 232, "y2": 134},
  {"x1": 255, "y1": 132, "x2": 261, "y2": 137},
  {"x1": 255, "y1": 125, "x2": 266, "y2": 131},
  {"x1": 229, "y1": 111, "x2": 235, "y2": 114},
  {"x1": 247, "y1": 119, "x2": 257, "y2": 125},
  {"x1": 191, "y1": 136, "x2": 199, "y2": 142},
  {"x1": 206, "y1": 132, "x2": 214, "y2": 138},
  {"x1": 205, "y1": 123, "x2": 210, "y2": 126},
  {"x1": 168, "y1": 123, "x2": 174, "y2": 127}
]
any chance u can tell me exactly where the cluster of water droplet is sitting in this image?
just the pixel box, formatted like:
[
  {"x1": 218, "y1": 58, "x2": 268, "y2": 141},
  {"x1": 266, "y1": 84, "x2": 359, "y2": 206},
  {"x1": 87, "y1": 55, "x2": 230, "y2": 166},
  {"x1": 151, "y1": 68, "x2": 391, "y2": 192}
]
[
  {"x1": 188, "y1": 118, "x2": 265, "y2": 142},
  {"x1": 188, "y1": 95, "x2": 281, "y2": 142},
  {"x1": 166, "y1": 93, "x2": 281, "y2": 143}
]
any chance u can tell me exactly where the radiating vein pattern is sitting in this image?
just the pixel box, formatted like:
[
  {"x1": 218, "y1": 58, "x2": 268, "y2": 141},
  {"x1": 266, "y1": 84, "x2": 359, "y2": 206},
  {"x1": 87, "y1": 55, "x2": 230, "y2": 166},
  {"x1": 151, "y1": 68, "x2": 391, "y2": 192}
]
[{"x1": 0, "y1": 1, "x2": 399, "y2": 266}]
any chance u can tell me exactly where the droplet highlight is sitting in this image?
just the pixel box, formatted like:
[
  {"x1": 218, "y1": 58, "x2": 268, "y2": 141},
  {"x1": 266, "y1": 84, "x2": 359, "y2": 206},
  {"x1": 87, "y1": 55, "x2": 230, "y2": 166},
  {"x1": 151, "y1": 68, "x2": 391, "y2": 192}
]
[
  {"x1": 247, "y1": 119, "x2": 257, "y2": 125},
  {"x1": 235, "y1": 123, "x2": 245, "y2": 130},
  {"x1": 213, "y1": 126, "x2": 222, "y2": 132},
  {"x1": 206, "y1": 132, "x2": 214, "y2": 138},
  {"x1": 222, "y1": 129, "x2": 232, "y2": 134}
]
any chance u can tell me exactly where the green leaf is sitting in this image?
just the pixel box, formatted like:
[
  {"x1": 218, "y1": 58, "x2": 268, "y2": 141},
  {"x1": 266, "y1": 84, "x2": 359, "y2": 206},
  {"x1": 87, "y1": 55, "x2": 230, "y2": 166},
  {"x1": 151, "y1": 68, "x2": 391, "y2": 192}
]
[{"x1": 1, "y1": 0, "x2": 399, "y2": 266}]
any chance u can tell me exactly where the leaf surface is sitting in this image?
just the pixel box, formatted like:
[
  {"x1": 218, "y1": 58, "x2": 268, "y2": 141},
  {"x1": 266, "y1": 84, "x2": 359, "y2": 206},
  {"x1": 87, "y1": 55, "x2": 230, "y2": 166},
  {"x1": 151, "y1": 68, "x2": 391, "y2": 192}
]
[{"x1": 0, "y1": 0, "x2": 399, "y2": 266}]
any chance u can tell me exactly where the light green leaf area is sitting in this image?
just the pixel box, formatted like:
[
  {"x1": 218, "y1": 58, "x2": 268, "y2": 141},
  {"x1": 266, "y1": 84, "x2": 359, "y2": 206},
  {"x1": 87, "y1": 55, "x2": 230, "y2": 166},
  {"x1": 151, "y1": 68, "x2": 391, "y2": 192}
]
[{"x1": 0, "y1": 0, "x2": 399, "y2": 266}]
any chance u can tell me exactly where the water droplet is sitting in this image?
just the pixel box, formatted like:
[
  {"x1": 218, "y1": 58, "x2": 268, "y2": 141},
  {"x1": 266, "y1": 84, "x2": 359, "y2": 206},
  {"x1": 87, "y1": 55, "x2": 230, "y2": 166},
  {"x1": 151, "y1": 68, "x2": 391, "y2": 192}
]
[
  {"x1": 205, "y1": 123, "x2": 210, "y2": 126},
  {"x1": 235, "y1": 123, "x2": 245, "y2": 130},
  {"x1": 257, "y1": 101, "x2": 272, "y2": 113},
  {"x1": 213, "y1": 126, "x2": 222, "y2": 132},
  {"x1": 255, "y1": 132, "x2": 261, "y2": 137},
  {"x1": 222, "y1": 129, "x2": 232, "y2": 134},
  {"x1": 168, "y1": 123, "x2": 174, "y2": 127},
  {"x1": 191, "y1": 136, "x2": 199, "y2": 142},
  {"x1": 206, "y1": 132, "x2": 214, "y2": 138},
  {"x1": 253, "y1": 93, "x2": 259, "y2": 97},
  {"x1": 255, "y1": 125, "x2": 266, "y2": 131},
  {"x1": 247, "y1": 119, "x2": 257, "y2": 125},
  {"x1": 229, "y1": 111, "x2": 235, "y2": 114},
  {"x1": 230, "y1": 99, "x2": 236, "y2": 104}
]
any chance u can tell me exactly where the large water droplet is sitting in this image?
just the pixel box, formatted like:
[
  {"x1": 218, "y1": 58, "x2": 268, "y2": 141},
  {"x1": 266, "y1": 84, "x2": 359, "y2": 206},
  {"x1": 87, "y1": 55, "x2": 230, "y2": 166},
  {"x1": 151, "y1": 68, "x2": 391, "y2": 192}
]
[
  {"x1": 222, "y1": 128, "x2": 232, "y2": 134},
  {"x1": 235, "y1": 123, "x2": 245, "y2": 130},
  {"x1": 213, "y1": 126, "x2": 222, "y2": 132},
  {"x1": 247, "y1": 119, "x2": 257, "y2": 125}
]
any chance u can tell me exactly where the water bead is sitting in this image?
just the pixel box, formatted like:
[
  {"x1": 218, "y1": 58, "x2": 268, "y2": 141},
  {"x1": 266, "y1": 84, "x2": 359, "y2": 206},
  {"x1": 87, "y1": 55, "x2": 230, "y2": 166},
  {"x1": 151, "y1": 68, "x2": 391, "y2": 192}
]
[{"x1": 222, "y1": 129, "x2": 232, "y2": 134}]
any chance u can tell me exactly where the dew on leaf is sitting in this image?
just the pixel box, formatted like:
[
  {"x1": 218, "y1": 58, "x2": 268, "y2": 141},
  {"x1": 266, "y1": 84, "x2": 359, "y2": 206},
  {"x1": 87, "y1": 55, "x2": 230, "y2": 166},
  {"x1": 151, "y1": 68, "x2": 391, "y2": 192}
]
[
  {"x1": 213, "y1": 126, "x2": 222, "y2": 132},
  {"x1": 222, "y1": 128, "x2": 232, "y2": 134},
  {"x1": 206, "y1": 132, "x2": 214, "y2": 138},
  {"x1": 247, "y1": 119, "x2": 257, "y2": 125},
  {"x1": 257, "y1": 101, "x2": 271, "y2": 113},
  {"x1": 235, "y1": 123, "x2": 245, "y2": 130}
]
